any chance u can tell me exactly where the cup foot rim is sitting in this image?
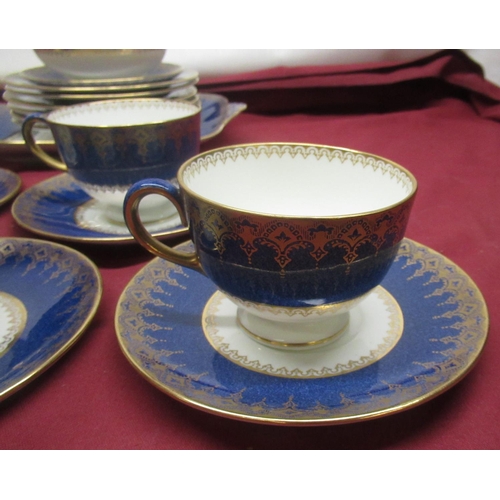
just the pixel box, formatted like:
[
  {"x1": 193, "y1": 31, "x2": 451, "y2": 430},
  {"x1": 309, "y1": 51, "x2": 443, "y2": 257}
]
[{"x1": 237, "y1": 308, "x2": 350, "y2": 351}]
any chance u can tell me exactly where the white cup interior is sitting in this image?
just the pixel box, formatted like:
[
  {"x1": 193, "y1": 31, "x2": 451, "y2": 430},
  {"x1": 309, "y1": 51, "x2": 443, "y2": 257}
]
[
  {"x1": 183, "y1": 146, "x2": 416, "y2": 217},
  {"x1": 48, "y1": 99, "x2": 199, "y2": 127}
]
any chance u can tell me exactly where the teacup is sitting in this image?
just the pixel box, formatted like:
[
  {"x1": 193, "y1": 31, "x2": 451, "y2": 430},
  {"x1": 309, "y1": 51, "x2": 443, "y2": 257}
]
[
  {"x1": 22, "y1": 98, "x2": 200, "y2": 224},
  {"x1": 124, "y1": 143, "x2": 417, "y2": 350}
]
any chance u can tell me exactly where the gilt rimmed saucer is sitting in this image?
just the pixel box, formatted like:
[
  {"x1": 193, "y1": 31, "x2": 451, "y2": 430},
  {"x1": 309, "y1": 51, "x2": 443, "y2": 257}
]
[
  {"x1": 0, "y1": 237, "x2": 102, "y2": 401},
  {"x1": 11, "y1": 174, "x2": 188, "y2": 244},
  {"x1": 0, "y1": 168, "x2": 21, "y2": 206},
  {"x1": 115, "y1": 239, "x2": 489, "y2": 426}
]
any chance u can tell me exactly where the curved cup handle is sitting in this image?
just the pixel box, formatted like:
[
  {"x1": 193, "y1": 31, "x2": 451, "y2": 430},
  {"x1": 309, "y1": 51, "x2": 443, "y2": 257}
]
[
  {"x1": 124, "y1": 178, "x2": 203, "y2": 273},
  {"x1": 22, "y1": 113, "x2": 68, "y2": 171}
]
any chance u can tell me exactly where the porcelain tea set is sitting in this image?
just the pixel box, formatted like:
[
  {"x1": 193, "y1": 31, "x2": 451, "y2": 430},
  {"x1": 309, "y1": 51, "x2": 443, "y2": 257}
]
[
  {"x1": 20, "y1": 51, "x2": 418, "y2": 352},
  {"x1": 1, "y1": 50, "x2": 490, "y2": 424}
]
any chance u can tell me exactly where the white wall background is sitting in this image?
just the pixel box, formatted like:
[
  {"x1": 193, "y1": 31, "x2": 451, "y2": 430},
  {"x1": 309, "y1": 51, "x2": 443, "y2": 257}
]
[{"x1": 1, "y1": 49, "x2": 499, "y2": 87}]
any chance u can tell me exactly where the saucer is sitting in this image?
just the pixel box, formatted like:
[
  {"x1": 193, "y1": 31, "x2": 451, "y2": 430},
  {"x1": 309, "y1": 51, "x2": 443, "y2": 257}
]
[
  {"x1": 12, "y1": 174, "x2": 188, "y2": 244},
  {"x1": 115, "y1": 239, "x2": 489, "y2": 425},
  {"x1": 203, "y1": 287, "x2": 404, "y2": 376},
  {"x1": 0, "y1": 168, "x2": 21, "y2": 206},
  {"x1": 0, "y1": 237, "x2": 102, "y2": 401}
]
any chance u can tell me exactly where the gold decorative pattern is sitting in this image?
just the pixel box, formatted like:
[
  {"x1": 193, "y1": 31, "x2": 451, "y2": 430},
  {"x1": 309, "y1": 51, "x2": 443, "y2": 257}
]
[
  {"x1": 196, "y1": 205, "x2": 412, "y2": 263},
  {"x1": 184, "y1": 145, "x2": 415, "y2": 192}
]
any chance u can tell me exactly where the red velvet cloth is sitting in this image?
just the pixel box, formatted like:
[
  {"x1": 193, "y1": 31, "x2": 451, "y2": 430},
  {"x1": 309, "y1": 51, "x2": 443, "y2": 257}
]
[{"x1": 0, "y1": 49, "x2": 498, "y2": 449}]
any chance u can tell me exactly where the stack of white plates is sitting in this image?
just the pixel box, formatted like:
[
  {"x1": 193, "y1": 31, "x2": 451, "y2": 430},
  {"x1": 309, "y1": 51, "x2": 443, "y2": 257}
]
[{"x1": 3, "y1": 63, "x2": 200, "y2": 124}]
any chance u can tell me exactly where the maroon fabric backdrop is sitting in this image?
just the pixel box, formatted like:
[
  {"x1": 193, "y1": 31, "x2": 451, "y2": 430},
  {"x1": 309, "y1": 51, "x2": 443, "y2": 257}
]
[{"x1": 0, "y1": 49, "x2": 498, "y2": 449}]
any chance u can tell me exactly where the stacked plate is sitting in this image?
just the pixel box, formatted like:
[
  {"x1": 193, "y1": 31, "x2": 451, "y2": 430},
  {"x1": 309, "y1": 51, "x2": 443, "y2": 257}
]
[{"x1": 3, "y1": 63, "x2": 200, "y2": 124}]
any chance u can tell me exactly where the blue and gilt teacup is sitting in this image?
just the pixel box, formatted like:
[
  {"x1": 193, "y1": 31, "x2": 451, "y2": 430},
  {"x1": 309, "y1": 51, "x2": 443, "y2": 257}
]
[
  {"x1": 124, "y1": 143, "x2": 417, "y2": 350},
  {"x1": 22, "y1": 98, "x2": 200, "y2": 223}
]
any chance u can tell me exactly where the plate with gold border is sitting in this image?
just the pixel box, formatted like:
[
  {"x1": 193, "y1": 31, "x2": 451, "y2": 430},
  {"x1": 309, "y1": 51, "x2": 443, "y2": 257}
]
[
  {"x1": 115, "y1": 239, "x2": 489, "y2": 426},
  {"x1": 11, "y1": 173, "x2": 188, "y2": 245},
  {"x1": 0, "y1": 237, "x2": 102, "y2": 402},
  {"x1": 0, "y1": 168, "x2": 21, "y2": 207}
]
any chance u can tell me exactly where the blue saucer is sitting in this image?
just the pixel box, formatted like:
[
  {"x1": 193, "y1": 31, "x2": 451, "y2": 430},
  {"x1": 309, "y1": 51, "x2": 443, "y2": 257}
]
[
  {"x1": 0, "y1": 237, "x2": 102, "y2": 401},
  {"x1": 0, "y1": 168, "x2": 21, "y2": 207},
  {"x1": 115, "y1": 239, "x2": 489, "y2": 425},
  {"x1": 12, "y1": 174, "x2": 188, "y2": 244}
]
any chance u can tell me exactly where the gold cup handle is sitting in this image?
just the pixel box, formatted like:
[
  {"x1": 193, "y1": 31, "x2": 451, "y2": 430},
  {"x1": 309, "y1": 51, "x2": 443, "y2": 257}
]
[
  {"x1": 21, "y1": 114, "x2": 68, "y2": 171},
  {"x1": 124, "y1": 179, "x2": 203, "y2": 273}
]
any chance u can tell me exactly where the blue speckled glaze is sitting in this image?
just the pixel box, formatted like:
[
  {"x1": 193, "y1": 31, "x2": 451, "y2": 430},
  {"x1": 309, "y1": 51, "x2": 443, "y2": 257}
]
[
  {"x1": 0, "y1": 238, "x2": 102, "y2": 401},
  {"x1": 15, "y1": 176, "x2": 97, "y2": 237},
  {"x1": 54, "y1": 126, "x2": 200, "y2": 186},
  {"x1": 198, "y1": 244, "x2": 400, "y2": 307},
  {"x1": 116, "y1": 239, "x2": 489, "y2": 424}
]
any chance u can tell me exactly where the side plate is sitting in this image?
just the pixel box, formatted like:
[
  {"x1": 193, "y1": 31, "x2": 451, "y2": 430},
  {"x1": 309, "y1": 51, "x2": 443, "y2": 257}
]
[{"x1": 0, "y1": 237, "x2": 102, "y2": 402}]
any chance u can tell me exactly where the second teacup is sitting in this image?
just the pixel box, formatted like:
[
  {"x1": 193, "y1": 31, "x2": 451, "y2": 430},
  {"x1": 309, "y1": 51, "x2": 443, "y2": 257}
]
[{"x1": 22, "y1": 98, "x2": 200, "y2": 223}]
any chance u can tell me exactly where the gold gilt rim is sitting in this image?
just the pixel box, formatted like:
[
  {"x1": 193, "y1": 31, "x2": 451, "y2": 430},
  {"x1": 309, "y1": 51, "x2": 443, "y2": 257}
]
[
  {"x1": 43, "y1": 98, "x2": 200, "y2": 129},
  {"x1": 114, "y1": 238, "x2": 489, "y2": 426},
  {"x1": 177, "y1": 143, "x2": 418, "y2": 220},
  {"x1": 0, "y1": 237, "x2": 103, "y2": 402}
]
